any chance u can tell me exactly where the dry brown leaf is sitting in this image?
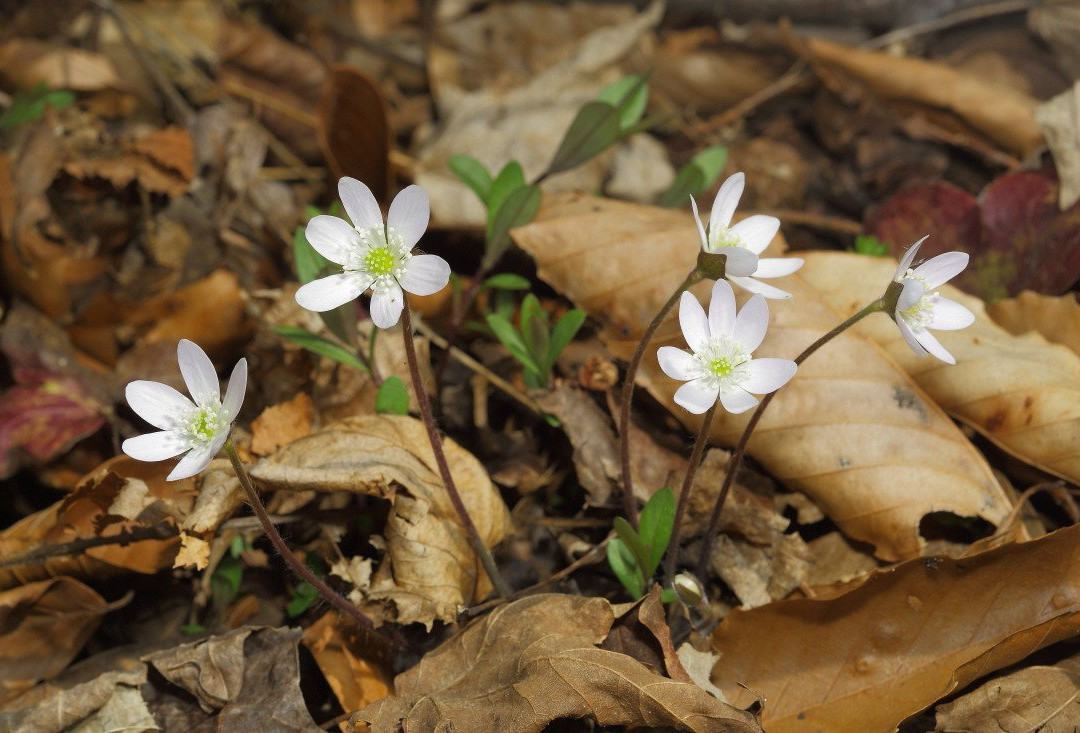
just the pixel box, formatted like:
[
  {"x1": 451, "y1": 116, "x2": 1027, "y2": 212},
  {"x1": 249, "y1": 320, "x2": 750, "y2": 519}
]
[
  {"x1": 935, "y1": 652, "x2": 1080, "y2": 732},
  {"x1": 250, "y1": 415, "x2": 513, "y2": 628},
  {"x1": 302, "y1": 612, "x2": 393, "y2": 721},
  {"x1": 803, "y1": 38, "x2": 1043, "y2": 157},
  {"x1": 988, "y1": 290, "x2": 1080, "y2": 357},
  {"x1": 800, "y1": 252, "x2": 1080, "y2": 488},
  {"x1": 0, "y1": 577, "x2": 111, "y2": 704},
  {"x1": 356, "y1": 593, "x2": 761, "y2": 732},
  {"x1": 63, "y1": 126, "x2": 194, "y2": 197},
  {"x1": 512, "y1": 193, "x2": 1009, "y2": 560},
  {"x1": 0, "y1": 662, "x2": 151, "y2": 733},
  {"x1": 318, "y1": 65, "x2": 391, "y2": 204},
  {"x1": 1035, "y1": 81, "x2": 1080, "y2": 210},
  {"x1": 710, "y1": 523, "x2": 1080, "y2": 733},
  {"x1": 250, "y1": 392, "x2": 313, "y2": 456},
  {"x1": 0, "y1": 39, "x2": 120, "y2": 91}
]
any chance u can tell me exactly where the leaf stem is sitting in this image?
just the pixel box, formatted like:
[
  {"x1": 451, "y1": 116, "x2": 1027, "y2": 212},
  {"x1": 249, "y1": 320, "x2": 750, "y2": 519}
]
[
  {"x1": 662, "y1": 403, "x2": 716, "y2": 585},
  {"x1": 223, "y1": 440, "x2": 378, "y2": 631},
  {"x1": 618, "y1": 269, "x2": 703, "y2": 527},
  {"x1": 695, "y1": 298, "x2": 885, "y2": 574},
  {"x1": 400, "y1": 301, "x2": 512, "y2": 598}
]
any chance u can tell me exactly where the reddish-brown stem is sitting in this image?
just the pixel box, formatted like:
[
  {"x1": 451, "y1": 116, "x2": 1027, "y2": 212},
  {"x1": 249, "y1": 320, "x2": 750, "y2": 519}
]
[
  {"x1": 401, "y1": 302, "x2": 511, "y2": 598},
  {"x1": 662, "y1": 403, "x2": 716, "y2": 584}
]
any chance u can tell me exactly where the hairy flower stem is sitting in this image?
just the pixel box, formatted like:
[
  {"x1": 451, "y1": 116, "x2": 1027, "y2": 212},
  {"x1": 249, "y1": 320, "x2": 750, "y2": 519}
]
[
  {"x1": 662, "y1": 403, "x2": 716, "y2": 585},
  {"x1": 619, "y1": 269, "x2": 703, "y2": 527},
  {"x1": 695, "y1": 299, "x2": 885, "y2": 574},
  {"x1": 223, "y1": 440, "x2": 377, "y2": 631},
  {"x1": 401, "y1": 302, "x2": 512, "y2": 598}
]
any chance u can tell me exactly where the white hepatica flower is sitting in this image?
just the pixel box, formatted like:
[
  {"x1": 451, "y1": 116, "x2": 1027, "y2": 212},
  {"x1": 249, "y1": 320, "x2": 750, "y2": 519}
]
[
  {"x1": 122, "y1": 340, "x2": 247, "y2": 481},
  {"x1": 294, "y1": 178, "x2": 451, "y2": 328},
  {"x1": 658, "y1": 279, "x2": 797, "y2": 414},
  {"x1": 891, "y1": 236, "x2": 975, "y2": 364},
  {"x1": 690, "y1": 172, "x2": 803, "y2": 299}
]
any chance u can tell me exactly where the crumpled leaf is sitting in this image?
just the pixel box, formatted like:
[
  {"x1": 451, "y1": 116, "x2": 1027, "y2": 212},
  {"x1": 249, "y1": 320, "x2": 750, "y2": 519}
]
[
  {"x1": 250, "y1": 415, "x2": 513, "y2": 628},
  {"x1": 512, "y1": 193, "x2": 1009, "y2": 560},
  {"x1": 0, "y1": 663, "x2": 151, "y2": 733},
  {"x1": 0, "y1": 577, "x2": 112, "y2": 704},
  {"x1": 799, "y1": 251, "x2": 1080, "y2": 488},
  {"x1": 356, "y1": 593, "x2": 761, "y2": 732},
  {"x1": 710, "y1": 523, "x2": 1080, "y2": 733}
]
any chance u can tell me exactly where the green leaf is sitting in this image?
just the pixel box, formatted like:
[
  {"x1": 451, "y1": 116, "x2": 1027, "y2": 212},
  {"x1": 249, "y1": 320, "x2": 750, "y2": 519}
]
[
  {"x1": 852, "y1": 234, "x2": 890, "y2": 256},
  {"x1": 211, "y1": 554, "x2": 243, "y2": 604},
  {"x1": 542, "y1": 309, "x2": 585, "y2": 376},
  {"x1": 375, "y1": 376, "x2": 410, "y2": 415},
  {"x1": 487, "y1": 161, "x2": 527, "y2": 218},
  {"x1": 660, "y1": 588, "x2": 678, "y2": 604},
  {"x1": 658, "y1": 145, "x2": 729, "y2": 208},
  {"x1": 596, "y1": 74, "x2": 649, "y2": 131},
  {"x1": 485, "y1": 312, "x2": 542, "y2": 378},
  {"x1": 449, "y1": 154, "x2": 493, "y2": 204},
  {"x1": 483, "y1": 273, "x2": 532, "y2": 291},
  {"x1": 292, "y1": 225, "x2": 328, "y2": 284},
  {"x1": 613, "y1": 516, "x2": 651, "y2": 578},
  {"x1": 546, "y1": 101, "x2": 623, "y2": 177},
  {"x1": 483, "y1": 184, "x2": 541, "y2": 271},
  {"x1": 275, "y1": 326, "x2": 369, "y2": 373},
  {"x1": 0, "y1": 84, "x2": 75, "y2": 129},
  {"x1": 179, "y1": 623, "x2": 206, "y2": 635},
  {"x1": 286, "y1": 580, "x2": 319, "y2": 618},
  {"x1": 607, "y1": 538, "x2": 645, "y2": 599},
  {"x1": 519, "y1": 294, "x2": 549, "y2": 362},
  {"x1": 637, "y1": 487, "x2": 675, "y2": 576}
]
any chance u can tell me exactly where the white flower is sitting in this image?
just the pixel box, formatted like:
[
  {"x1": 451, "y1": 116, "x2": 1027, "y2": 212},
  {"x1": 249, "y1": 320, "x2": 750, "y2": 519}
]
[
  {"x1": 122, "y1": 340, "x2": 247, "y2": 481},
  {"x1": 294, "y1": 178, "x2": 451, "y2": 328},
  {"x1": 658, "y1": 279, "x2": 797, "y2": 415},
  {"x1": 891, "y1": 236, "x2": 975, "y2": 364},
  {"x1": 690, "y1": 172, "x2": 803, "y2": 299}
]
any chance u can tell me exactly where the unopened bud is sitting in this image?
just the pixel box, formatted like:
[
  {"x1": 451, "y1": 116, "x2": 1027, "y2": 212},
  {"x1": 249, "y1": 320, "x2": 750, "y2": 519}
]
[{"x1": 672, "y1": 572, "x2": 707, "y2": 608}]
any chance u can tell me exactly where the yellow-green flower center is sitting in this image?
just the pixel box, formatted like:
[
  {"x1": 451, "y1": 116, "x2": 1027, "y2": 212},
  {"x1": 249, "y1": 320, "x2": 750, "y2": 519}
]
[
  {"x1": 183, "y1": 404, "x2": 226, "y2": 445},
  {"x1": 709, "y1": 356, "x2": 734, "y2": 376},
  {"x1": 364, "y1": 245, "x2": 396, "y2": 276},
  {"x1": 709, "y1": 225, "x2": 741, "y2": 250}
]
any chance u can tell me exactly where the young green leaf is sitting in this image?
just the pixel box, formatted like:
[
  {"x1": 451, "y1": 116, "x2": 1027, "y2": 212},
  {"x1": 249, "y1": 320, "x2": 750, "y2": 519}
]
[
  {"x1": 275, "y1": 326, "x2": 369, "y2": 373},
  {"x1": 211, "y1": 554, "x2": 243, "y2": 604},
  {"x1": 485, "y1": 312, "x2": 542, "y2": 378},
  {"x1": 483, "y1": 184, "x2": 541, "y2": 270},
  {"x1": 286, "y1": 580, "x2": 319, "y2": 617},
  {"x1": 637, "y1": 487, "x2": 675, "y2": 576},
  {"x1": 607, "y1": 538, "x2": 645, "y2": 599},
  {"x1": 852, "y1": 234, "x2": 890, "y2": 256},
  {"x1": 658, "y1": 145, "x2": 729, "y2": 208},
  {"x1": 519, "y1": 294, "x2": 548, "y2": 358},
  {"x1": 542, "y1": 309, "x2": 586, "y2": 376},
  {"x1": 613, "y1": 516, "x2": 651, "y2": 578},
  {"x1": 293, "y1": 225, "x2": 329, "y2": 284},
  {"x1": 483, "y1": 273, "x2": 532, "y2": 291},
  {"x1": 375, "y1": 375, "x2": 410, "y2": 415},
  {"x1": 449, "y1": 154, "x2": 493, "y2": 204},
  {"x1": 596, "y1": 74, "x2": 649, "y2": 131},
  {"x1": 488, "y1": 161, "x2": 527, "y2": 218},
  {"x1": 546, "y1": 100, "x2": 623, "y2": 176},
  {"x1": 0, "y1": 84, "x2": 75, "y2": 129}
]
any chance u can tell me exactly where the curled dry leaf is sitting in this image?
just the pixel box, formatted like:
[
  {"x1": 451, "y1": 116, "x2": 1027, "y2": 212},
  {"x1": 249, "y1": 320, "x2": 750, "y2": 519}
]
[
  {"x1": 0, "y1": 577, "x2": 112, "y2": 704},
  {"x1": 356, "y1": 593, "x2": 761, "y2": 733},
  {"x1": 250, "y1": 415, "x2": 513, "y2": 628},
  {"x1": 301, "y1": 612, "x2": 393, "y2": 720},
  {"x1": 803, "y1": 38, "x2": 1044, "y2": 157},
  {"x1": 710, "y1": 523, "x2": 1080, "y2": 733},
  {"x1": 800, "y1": 252, "x2": 1080, "y2": 488},
  {"x1": 512, "y1": 193, "x2": 1009, "y2": 560}
]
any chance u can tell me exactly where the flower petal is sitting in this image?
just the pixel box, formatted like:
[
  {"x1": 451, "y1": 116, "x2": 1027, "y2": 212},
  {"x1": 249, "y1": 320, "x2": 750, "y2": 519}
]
[
  {"x1": 295, "y1": 273, "x2": 371, "y2": 312},
  {"x1": 658, "y1": 346, "x2": 695, "y2": 381},
  {"x1": 399, "y1": 254, "x2": 450, "y2": 296},
  {"x1": 690, "y1": 195, "x2": 709, "y2": 251},
  {"x1": 123, "y1": 431, "x2": 190, "y2": 462},
  {"x1": 730, "y1": 215, "x2": 780, "y2": 255},
  {"x1": 897, "y1": 279, "x2": 924, "y2": 313},
  {"x1": 719, "y1": 388, "x2": 758, "y2": 414},
  {"x1": 727, "y1": 275, "x2": 792, "y2": 300},
  {"x1": 915, "y1": 327, "x2": 956, "y2": 364},
  {"x1": 305, "y1": 215, "x2": 359, "y2": 265},
  {"x1": 222, "y1": 358, "x2": 247, "y2": 421},
  {"x1": 927, "y1": 297, "x2": 975, "y2": 331},
  {"x1": 167, "y1": 432, "x2": 227, "y2": 481},
  {"x1": 722, "y1": 247, "x2": 759, "y2": 277},
  {"x1": 678, "y1": 291, "x2": 710, "y2": 352},
  {"x1": 896, "y1": 317, "x2": 929, "y2": 358},
  {"x1": 708, "y1": 278, "x2": 737, "y2": 338},
  {"x1": 732, "y1": 294, "x2": 769, "y2": 353},
  {"x1": 913, "y1": 251, "x2": 969, "y2": 289},
  {"x1": 674, "y1": 379, "x2": 718, "y2": 414},
  {"x1": 893, "y1": 236, "x2": 928, "y2": 281},
  {"x1": 743, "y1": 358, "x2": 796, "y2": 395},
  {"x1": 126, "y1": 380, "x2": 194, "y2": 430},
  {"x1": 178, "y1": 339, "x2": 219, "y2": 406},
  {"x1": 339, "y1": 177, "x2": 383, "y2": 231},
  {"x1": 370, "y1": 285, "x2": 405, "y2": 329},
  {"x1": 753, "y1": 257, "x2": 803, "y2": 278},
  {"x1": 710, "y1": 172, "x2": 744, "y2": 233},
  {"x1": 387, "y1": 185, "x2": 429, "y2": 249}
]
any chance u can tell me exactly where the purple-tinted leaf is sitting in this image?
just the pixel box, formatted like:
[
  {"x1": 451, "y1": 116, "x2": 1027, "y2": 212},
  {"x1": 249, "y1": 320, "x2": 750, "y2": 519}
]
[{"x1": 866, "y1": 181, "x2": 981, "y2": 267}]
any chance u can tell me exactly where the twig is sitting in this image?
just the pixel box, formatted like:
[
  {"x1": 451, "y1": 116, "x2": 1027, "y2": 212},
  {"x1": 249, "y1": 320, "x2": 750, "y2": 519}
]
[
  {"x1": 760, "y1": 209, "x2": 864, "y2": 236},
  {"x1": 865, "y1": 0, "x2": 1038, "y2": 49}
]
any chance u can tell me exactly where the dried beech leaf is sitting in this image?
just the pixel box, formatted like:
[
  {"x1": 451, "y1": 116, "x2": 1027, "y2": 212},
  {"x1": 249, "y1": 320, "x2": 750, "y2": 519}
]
[
  {"x1": 710, "y1": 524, "x2": 1080, "y2": 732},
  {"x1": 988, "y1": 290, "x2": 1080, "y2": 357},
  {"x1": 512, "y1": 193, "x2": 1009, "y2": 560},
  {"x1": 357, "y1": 594, "x2": 761, "y2": 732},
  {"x1": 0, "y1": 577, "x2": 111, "y2": 704},
  {"x1": 250, "y1": 415, "x2": 513, "y2": 628},
  {"x1": 318, "y1": 65, "x2": 391, "y2": 203},
  {"x1": 800, "y1": 252, "x2": 1080, "y2": 487},
  {"x1": 301, "y1": 612, "x2": 393, "y2": 718},
  {"x1": 250, "y1": 392, "x2": 313, "y2": 456}
]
